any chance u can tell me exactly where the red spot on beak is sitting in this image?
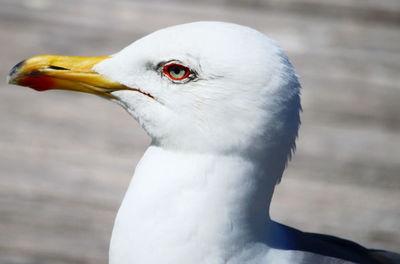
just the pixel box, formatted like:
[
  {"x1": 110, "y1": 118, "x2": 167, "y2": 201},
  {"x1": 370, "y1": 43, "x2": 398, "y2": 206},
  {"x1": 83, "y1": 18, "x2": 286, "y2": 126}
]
[{"x1": 19, "y1": 76, "x2": 55, "y2": 91}]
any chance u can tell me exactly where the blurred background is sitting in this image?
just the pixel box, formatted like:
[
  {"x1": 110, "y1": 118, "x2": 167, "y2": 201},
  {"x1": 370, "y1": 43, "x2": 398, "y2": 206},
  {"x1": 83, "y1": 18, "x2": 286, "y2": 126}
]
[{"x1": 1, "y1": 0, "x2": 399, "y2": 263}]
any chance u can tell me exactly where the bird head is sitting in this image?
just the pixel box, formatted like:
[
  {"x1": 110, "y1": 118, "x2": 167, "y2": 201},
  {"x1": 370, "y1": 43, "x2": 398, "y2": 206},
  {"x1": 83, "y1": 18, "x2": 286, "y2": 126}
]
[{"x1": 8, "y1": 22, "x2": 300, "y2": 166}]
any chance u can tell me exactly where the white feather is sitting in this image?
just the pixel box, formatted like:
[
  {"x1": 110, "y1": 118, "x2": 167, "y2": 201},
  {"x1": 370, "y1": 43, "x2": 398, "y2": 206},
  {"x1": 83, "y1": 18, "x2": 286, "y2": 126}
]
[{"x1": 93, "y1": 22, "x2": 376, "y2": 264}]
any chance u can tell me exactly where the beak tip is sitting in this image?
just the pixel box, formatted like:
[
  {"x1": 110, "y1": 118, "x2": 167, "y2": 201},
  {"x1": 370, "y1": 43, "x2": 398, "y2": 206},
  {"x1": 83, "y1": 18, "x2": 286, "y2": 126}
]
[
  {"x1": 6, "y1": 75, "x2": 12, "y2": 85},
  {"x1": 7, "y1": 59, "x2": 26, "y2": 85},
  {"x1": 6, "y1": 74, "x2": 18, "y2": 85}
]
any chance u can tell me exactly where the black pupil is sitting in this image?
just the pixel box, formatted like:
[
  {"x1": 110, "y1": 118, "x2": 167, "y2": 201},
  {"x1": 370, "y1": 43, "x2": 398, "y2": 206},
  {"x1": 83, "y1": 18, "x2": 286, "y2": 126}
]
[{"x1": 170, "y1": 65, "x2": 183, "y2": 75}]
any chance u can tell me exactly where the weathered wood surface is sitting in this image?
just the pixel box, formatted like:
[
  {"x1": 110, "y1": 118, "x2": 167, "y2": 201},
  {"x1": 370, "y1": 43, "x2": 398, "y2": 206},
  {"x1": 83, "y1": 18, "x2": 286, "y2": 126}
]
[{"x1": 0, "y1": 0, "x2": 399, "y2": 263}]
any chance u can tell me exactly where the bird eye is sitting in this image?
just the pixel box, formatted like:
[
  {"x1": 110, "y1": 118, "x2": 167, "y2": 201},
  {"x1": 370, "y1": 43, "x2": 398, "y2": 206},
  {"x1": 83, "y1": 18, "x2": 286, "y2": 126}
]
[{"x1": 163, "y1": 63, "x2": 191, "y2": 81}]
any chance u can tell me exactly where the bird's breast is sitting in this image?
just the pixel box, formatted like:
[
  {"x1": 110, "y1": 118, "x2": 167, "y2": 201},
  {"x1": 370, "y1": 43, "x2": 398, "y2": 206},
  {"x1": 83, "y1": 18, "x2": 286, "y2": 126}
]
[{"x1": 109, "y1": 146, "x2": 265, "y2": 263}]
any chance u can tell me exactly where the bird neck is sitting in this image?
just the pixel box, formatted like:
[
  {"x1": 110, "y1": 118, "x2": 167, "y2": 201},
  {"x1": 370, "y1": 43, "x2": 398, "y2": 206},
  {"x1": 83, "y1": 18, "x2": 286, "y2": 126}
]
[{"x1": 110, "y1": 145, "x2": 280, "y2": 262}]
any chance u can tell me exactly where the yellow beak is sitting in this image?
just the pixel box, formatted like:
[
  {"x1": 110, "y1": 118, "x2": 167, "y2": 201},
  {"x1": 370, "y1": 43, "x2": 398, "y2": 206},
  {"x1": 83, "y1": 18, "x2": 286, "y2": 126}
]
[{"x1": 7, "y1": 55, "x2": 131, "y2": 99}]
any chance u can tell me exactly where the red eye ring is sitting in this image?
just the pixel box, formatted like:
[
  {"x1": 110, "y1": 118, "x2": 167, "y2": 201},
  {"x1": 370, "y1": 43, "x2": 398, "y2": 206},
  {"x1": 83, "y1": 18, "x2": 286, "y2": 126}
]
[{"x1": 162, "y1": 63, "x2": 191, "y2": 81}]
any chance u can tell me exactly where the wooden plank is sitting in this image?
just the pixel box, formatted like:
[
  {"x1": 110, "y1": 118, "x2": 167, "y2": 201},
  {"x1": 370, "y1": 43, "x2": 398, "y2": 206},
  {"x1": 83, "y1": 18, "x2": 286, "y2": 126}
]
[{"x1": 0, "y1": 0, "x2": 399, "y2": 263}]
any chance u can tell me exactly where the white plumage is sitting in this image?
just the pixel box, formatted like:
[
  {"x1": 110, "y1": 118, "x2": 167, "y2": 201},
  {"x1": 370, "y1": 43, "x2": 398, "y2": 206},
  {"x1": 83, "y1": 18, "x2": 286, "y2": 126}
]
[
  {"x1": 93, "y1": 21, "x2": 399, "y2": 264},
  {"x1": 94, "y1": 22, "x2": 302, "y2": 263}
]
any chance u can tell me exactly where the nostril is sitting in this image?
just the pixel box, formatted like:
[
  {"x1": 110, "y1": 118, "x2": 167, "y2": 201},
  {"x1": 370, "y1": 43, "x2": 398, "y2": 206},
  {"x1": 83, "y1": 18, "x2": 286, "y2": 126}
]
[{"x1": 47, "y1": 65, "x2": 69, "y2": 70}]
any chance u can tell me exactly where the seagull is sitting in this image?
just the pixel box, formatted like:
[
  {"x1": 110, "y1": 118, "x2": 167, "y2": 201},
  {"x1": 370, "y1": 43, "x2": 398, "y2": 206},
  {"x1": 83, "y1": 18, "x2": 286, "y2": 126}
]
[{"x1": 7, "y1": 21, "x2": 400, "y2": 264}]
